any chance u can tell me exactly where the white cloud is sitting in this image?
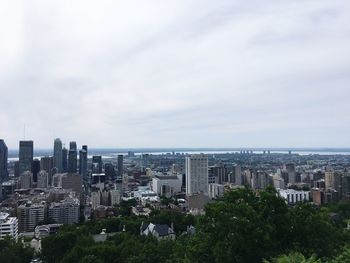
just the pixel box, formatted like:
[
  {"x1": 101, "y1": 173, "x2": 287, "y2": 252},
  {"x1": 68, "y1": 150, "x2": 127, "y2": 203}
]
[{"x1": 0, "y1": 0, "x2": 349, "y2": 149}]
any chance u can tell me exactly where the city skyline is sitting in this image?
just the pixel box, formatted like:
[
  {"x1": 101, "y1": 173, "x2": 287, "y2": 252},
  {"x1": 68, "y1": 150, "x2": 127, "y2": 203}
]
[{"x1": 1, "y1": 1, "x2": 350, "y2": 149}]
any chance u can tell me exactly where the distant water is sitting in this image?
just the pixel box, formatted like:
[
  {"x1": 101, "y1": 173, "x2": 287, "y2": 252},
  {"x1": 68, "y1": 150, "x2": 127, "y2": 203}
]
[{"x1": 7, "y1": 147, "x2": 350, "y2": 160}]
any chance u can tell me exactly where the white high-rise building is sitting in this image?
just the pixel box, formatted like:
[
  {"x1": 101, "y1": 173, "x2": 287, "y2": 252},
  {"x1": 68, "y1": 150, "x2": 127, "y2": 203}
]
[
  {"x1": 186, "y1": 155, "x2": 208, "y2": 195},
  {"x1": 0, "y1": 212, "x2": 18, "y2": 240}
]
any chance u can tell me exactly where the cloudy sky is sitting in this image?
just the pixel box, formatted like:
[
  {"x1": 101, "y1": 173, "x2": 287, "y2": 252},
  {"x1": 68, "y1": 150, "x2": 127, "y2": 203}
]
[{"x1": 0, "y1": 0, "x2": 350, "y2": 149}]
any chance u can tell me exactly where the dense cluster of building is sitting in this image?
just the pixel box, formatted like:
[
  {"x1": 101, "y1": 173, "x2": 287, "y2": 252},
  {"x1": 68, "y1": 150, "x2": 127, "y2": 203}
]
[{"x1": 1, "y1": 137, "x2": 350, "y2": 242}]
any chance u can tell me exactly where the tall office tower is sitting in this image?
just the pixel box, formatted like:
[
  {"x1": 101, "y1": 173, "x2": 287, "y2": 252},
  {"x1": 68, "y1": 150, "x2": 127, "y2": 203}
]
[
  {"x1": 117, "y1": 155, "x2": 123, "y2": 176},
  {"x1": 19, "y1": 140, "x2": 34, "y2": 174},
  {"x1": 69, "y1": 141, "x2": 77, "y2": 151},
  {"x1": 285, "y1": 163, "x2": 296, "y2": 184},
  {"x1": 68, "y1": 142, "x2": 77, "y2": 173},
  {"x1": 40, "y1": 156, "x2": 53, "y2": 175},
  {"x1": 185, "y1": 155, "x2": 208, "y2": 195},
  {"x1": 92, "y1": 155, "x2": 103, "y2": 173},
  {"x1": 325, "y1": 171, "x2": 342, "y2": 192},
  {"x1": 0, "y1": 139, "x2": 8, "y2": 181},
  {"x1": 53, "y1": 138, "x2": 63, "y2": 172},
  {"x1": 31, "y1": 159, "x2": 41, "y2": 183},
  {"x1": 79, "y1": 145, "x2": 88, "y2": 179},
  {"x1": 37, "y1": 171, "x2": 48, "y2": 188},
  {"x1": 104, "y1": 163, "x2": 116, "y2": 180},
  {"x1": 62, "y1": 147, "x2": 68, "y2": 172}
]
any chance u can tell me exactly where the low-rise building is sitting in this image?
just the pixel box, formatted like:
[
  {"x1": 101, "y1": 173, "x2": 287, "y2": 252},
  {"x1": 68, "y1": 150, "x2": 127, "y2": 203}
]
[
  {"x1": 278, "y1": 189, "x2": 310, "y2": 204},
  {"x1": 140, "y1": 222, "x2": 175, "y2": 240}
]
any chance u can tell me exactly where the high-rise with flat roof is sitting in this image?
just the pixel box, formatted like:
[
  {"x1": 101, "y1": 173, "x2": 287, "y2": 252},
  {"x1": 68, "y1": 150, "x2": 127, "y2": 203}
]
[
  {"x1": 62, "y1": 147, "x2": 68, "y2": 172},
  {"x1": 186, "y1": 155, "x2": 208, "y2": 195},
  {"x1": 19, "y1": 140, "x2": 33, "y2": 174},
  {"x1": 68, "y1": 142, "x2": 77, "y2": 173},
  {"x1": 0, "y1": 139, "x2": 8, "y2": 181},
  {"x1": 118, "y1": 155, "x2": 123, "y2": 176},
  {"x1": 79, "y1": 145, "x2": 88, "y2": 179},
  {"x1": 53, "y1": 138, "x2": 63, "y2": 172},
  {"x1": 17, "y1": 203, "x2": 46, "y2": 232}
]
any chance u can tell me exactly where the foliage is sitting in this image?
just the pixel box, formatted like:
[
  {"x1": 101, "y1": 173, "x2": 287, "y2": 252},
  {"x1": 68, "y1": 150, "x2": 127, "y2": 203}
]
[{"x1": 0, "y1": 237, "x2": 33, "y2": 263}]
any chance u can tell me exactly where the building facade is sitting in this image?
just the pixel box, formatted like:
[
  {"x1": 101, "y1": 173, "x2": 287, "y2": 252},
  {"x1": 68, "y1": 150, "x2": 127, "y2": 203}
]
[
  {"x1": 19, "y1": 140, "x2": 34, "y2": 174},
  {"x1": 0, "y1": 212, "x2": 18, "y2": 240},
  {"x1": 186, "y1": 155, "x2": 208, "y2": 195}
]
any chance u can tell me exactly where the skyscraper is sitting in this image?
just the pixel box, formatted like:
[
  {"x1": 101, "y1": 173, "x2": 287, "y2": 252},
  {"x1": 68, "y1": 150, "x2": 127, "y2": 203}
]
[
  {"x1": 62, "y1": 147, "x2": 68, "y2": 172},
  {"x1": 31, "y1": 159, "x2": 41, "y2": 183},
  {"x1": 0, "y1": 139, "x2": 8, "y2": 181},
  {"x1": 92, "y1": 155, "x2": 103, "y2": 173},
  {"x1": 68, "y1": 150, "x2": 77, "y2": 173},
  {"x1": 79, "y1": 145, "x2": 88, "y2": 179},
  {"x1": 68, "y1": 142, "x2": 77, "y2": 173},
  {"x1": 185, "y1": 155, "x2": 208, "y2": 195},
  {"x1": 53, "y1": 138, "x2": 63, "y2": 172},
  {"x1": 19, "y1": 141, "x2": 33, "y2": 174},
  {"x1": 117, "y1": 154, "x2": 123, "y2": 176}
]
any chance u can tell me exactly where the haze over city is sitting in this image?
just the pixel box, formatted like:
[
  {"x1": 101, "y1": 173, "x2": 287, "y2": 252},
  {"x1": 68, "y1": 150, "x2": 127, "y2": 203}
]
[{"x1": 1, "y1": 0, "x2": 350, "y2": 149}]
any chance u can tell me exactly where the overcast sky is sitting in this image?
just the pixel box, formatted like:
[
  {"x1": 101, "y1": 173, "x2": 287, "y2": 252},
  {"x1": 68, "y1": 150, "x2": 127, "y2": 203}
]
[{"x1": 0, "y1": 0, "x2": 350, "y2": 149}]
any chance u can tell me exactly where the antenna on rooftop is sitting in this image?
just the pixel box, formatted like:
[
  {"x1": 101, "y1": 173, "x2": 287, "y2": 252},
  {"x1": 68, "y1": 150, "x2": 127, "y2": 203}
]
[{"x1": 23, "y1": 124, "x2": 26, "y2": 140}]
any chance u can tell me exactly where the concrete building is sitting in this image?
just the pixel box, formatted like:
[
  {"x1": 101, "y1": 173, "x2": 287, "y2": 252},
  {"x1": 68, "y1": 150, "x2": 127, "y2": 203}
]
[
  {"x1": 20, "y1": 171, "x2": 32, "y2": 189},
  {"x1": 53, "y1": 138, "x2": 63, "y2": 172},
  {"x1": 110, "y1": 189, "x2": 121, "y2": 206},
  {"x1": 19, "y1": 140, "x2": 34, "y2": 174},
  {"x1": 53, "y1": 173, "x2": 82, "y2": 194},
  {"x1": 48, "y1": 198, "x2": 80, "y2": 225},
  {"x1": 284, "y1": 163, "x2": 296, "y2": 184},
  {"x1": 0, "y1": 212, "x2": 18, "y2": 240},
  {"x1": 91, "y1": 191, "x2": 101, "y2": 210},
  {"x1": 37, "y1": 171, "x2": 48, "y2": 188},
  {"x1": 152, "y1": 174, "x2": 182, "y2": 197},
  {"x1": 325, "y1": 171, "x2": 342, "y2": 192},
  {"x1": 186, "y1": 155, "x2": 208, "y2": 195},
  {"x1": 278, "y1": 189, "x2": 310, "y2": 204},
  {"x1": 0, "y1": 139, "x2": 8, "y2": 181},
  {"x1": 208, "y1": 183, "x2": 225, "y2": 199},
  {"x1": 208, "y1": 165, "x2": 226, "y2": 184},
  {"x1": 17, "y1": 202, "x2": 46, "y2": 233}
]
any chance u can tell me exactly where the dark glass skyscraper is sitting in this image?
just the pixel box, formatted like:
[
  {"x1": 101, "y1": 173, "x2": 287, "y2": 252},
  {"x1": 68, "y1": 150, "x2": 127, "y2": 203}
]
[
  {"x1": 118, "y1": 154, "x2": 123, "y2": 176},
  {"x1": 53, "y1": 138, "x2": 63, "y2": 172},
  {"x1": 31, "y1": 159, "x2": 41, "y2": 183},
  {"x1": 68, "y1": 142, "x2": 77, "y2": 173},
  {"x1": 0, "y1": 139, "x2": 8, "y2": 181},
  {"x1": 19, "y1": 140, "x2": 34, "y2": 174},
  {"x1": 92, "y1": 155, "x2": 103, "y2": 173},
  {"x1": 79, "y1": 145, "x2": 88, "y2": 179},
  {"x1": 62, "y1": 147, "x2": 68, "y2": 172}
]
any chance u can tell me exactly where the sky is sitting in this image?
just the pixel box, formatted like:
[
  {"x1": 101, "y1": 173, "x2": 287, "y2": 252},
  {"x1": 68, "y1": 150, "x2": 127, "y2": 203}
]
[{"x1": 0, "y1": 0, "x2": 350, "y2": 149}]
